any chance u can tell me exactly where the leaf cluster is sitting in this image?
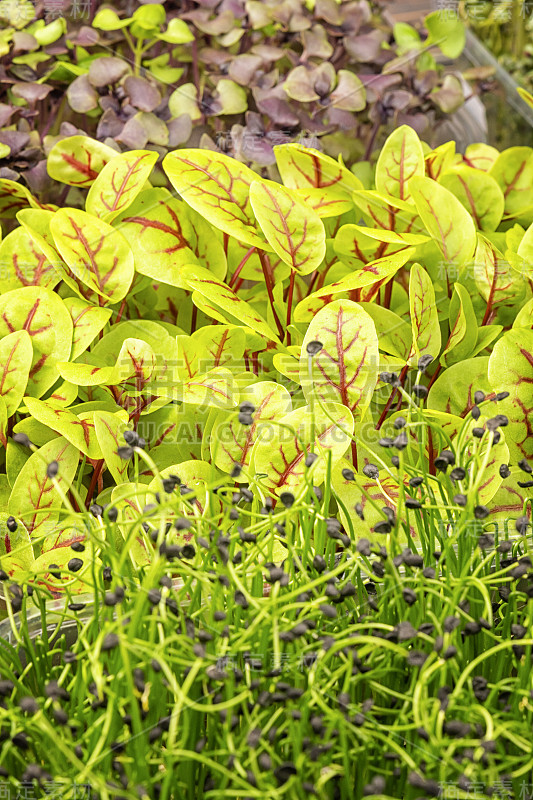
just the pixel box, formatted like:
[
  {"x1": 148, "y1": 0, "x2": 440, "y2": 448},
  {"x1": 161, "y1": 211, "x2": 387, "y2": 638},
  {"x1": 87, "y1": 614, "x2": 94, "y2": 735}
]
[{"x1": 0, "y1": 126, "x2": 531, "y2": 580}]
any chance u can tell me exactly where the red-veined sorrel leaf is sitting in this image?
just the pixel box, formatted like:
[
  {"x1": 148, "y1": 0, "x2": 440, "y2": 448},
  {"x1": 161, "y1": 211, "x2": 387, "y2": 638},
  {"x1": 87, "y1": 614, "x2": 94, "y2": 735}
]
[
  {"x1": 181, "y1": 266, "x2": 279, "y2": 342},
  {"x1": 514, "y1": 298, "x2": 533, "y2": 329},
  {"x1": 50, "y1": 208, "x2": 135, "y2": 304},
  {"x1": 41, "y1": 523, "x2": 86, "y2": 555},
  {"x1": 333, "y1": 224, "x2": 410, "y2": 270},
  {"x1": 47, "y1": 135, "x2": 118, "y2": 188},
  {"x1": 6, "y1": 439, "x2": 30, "y2": 488},
  {"x1": 428, "y1": 356, "x2": 491, "y2": 418},
  {"x1": 23, "y1": 397, "x2": 105, "y2": 460},
  {"x1": 191, "y1": 325, "x2": 246, "y2": 373},
  {"x1": 61, "y1": 297, "x2": 113, "y2": 360},
  {"x1": 438, "y1": 165, "x2": 505, "y2": 232},
  {"x1": 114, "y1": 337, "x2": 157, "y2": 396},
  {"x1": 305, "y1": 247, "x2": 415, "y2": 302},
  {"x1": 140, "y1": 444, "x2": 193, "y2": 477},
  {"x1": 293, "y1": 291, "x2": 348, "y2": 325},
  {"x1": 358, "y1": 303, "x2": 412, "y2": 361},
  {"x1": 488, "y1": 468, "x2": 532, "y2": 524},
  {"x1": 30, "y1": 545, "x2": 96, "y2": 596},
  {"x1": 441, "y1": 283, "x2": 477, "y2": 367},
  {"x1": 462, "y1": 143, "x2": 499, "y2": 172},
  {"x1": 349, "y1": 225, "x2": 429, "y2": 247},
  {"x1": 147, "y1": 461, "x2": 224, "y2": 517},
  {"x1": 211, "y1": 381, "x2": 292, "y2": 478},
  {"x1": 0, "y1": 179, "x2": 56, "y2": 218},
  {"x1": 46, "y1": 381, "x2": 78, "y2": 408},
  {"x1": 0, "y1": 330, "x2": 33, "y2": 417},
  {"x1": 375, "y1": 125, "x2": 425, "y2": 202},
  {"x1": 137, "y1": 403, "x2": 210, "y2": 462},
  {"x1": 0, "y1": 287, "x2": 72, "y2": 399},
  {"x1": 174, "y1": 334, "x2": 209, "y2": 382},
  {"x1": 0, "y1": 396, "x2": 7, "y2": 448},
  {"x1": 516, "y1": 219, "x2": 533, "y2": 285},
  {"x1": 249, "y1": 179, "x2": 326, "y2": 275},
  {"x1": 85, "y1": 149, "x2": 157, "y2": 221},
  {"x1": 56, "y1": 359, "x2": 120, "y2": 387},
  {"x1": 425, "y1": 141, "x2": 456, "y2": 181},
  {"x1": 408, "y1": 263, "x2": 441, "y2": 365},
  {"x1": 272, "y1": 347, "x2": 300, "y2": 383},
  {"x1": 162, "y1": 149, "x2": 268, "y2": 249},
  {"x1": 16, "y1": 209, "x2": 72, "y2": 289},
  {"x1": 409, "y1": 176, "x2": 476, "y2": 267},
  {"x1": 171, "y1": 367, "x2": 237, "y2": 410},
  {"x1": 488, "y1": 328, "x2": 533, "y2": 460},
  {"x1": 8, "y1": 436, "x2": 79, "y2": 535},
  {"x1": 489, "y1": 146, "x2": 533, "y2": 218},
  {"x1": 274, "y1": 143, "x2": 363, "y2": 217},
  {"x1": 0, "y1": 513, "x2": 33, "y2": 578},
  {"x1": 190, "y1": 292, "x2": 234, "y2": 327},
  {"x1": 300, "y1": 299, "x2": 379, "y2": 421},
  {"x1": 91, "y1": 320, "x2": 178, "y2": 369},
  {"x1": 115, "y1": 188, "x2": 226, "y2": 288},
  {"x1": 93, "y1": 411, "x2": 131, "y2": 485},
  {"x1": 13, "y1": 415, "x2": 59, "y2": 448},
  {"x1": 475, "y1": 235, "x2": 523, "y2": 308},
  {"x1": 0, "y1": 226, "x2": 61, "y2": 291},
  {"x1": 352, "y1": 190, "x2": 424, "y2": 234},
  {"x1": 251, "y1": 402, "x2": 353, "y2": 494},
  {"x1": 332, "y1": 458, "x2": 415, "y2": 543},
  {"x1": 470, "y1": 326, "x2": 503, "y2": 359}
]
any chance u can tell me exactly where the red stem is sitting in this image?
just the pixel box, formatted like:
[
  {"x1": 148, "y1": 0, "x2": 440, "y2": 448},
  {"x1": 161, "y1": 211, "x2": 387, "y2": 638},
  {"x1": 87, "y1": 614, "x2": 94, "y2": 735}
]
[
  {"x1": 258, "y1": 250, "x2": 284, "y2": 340},
  {"x1": 383, "y1": 279, "x2": 393, "y2": 310},
  {"x1": 114, "y1": 296, "x2": 127, "y2": 325},
  {"x1": 481, "y1": 288, "x2": 496, "y2": 326},
  {"x1": 428, "y1": 428, "x2": 436, "y2": 477},
  {"x1": 285, "y1": 269, "x2": 296, "y2": 347},
  {"x1": 426, "y1": 363, "x2": 442, "y2": 393},
  {"x1": 85, "y1": 459, "x2": 105, "y2": 509},
  {"x1": 68, "y1": 490, "x2": 80, "y2": 513},
  {"x1": 306, "y1": 270, "x2": 319, "y2": 296},
  {"x1": 351, "y1": 440, "x2": 358, "y2": 472},
  {"x1": 228, "y1": 246, "x2": 256, "y2": 288}
]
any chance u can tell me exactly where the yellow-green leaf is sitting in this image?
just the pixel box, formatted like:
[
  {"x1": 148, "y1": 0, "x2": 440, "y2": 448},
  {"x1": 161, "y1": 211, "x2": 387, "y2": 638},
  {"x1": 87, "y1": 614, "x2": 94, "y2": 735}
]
[
  {"x1": 182, "y1": 266, "x2": 279, "y2": 342},
  {"x1": 211, "y1": 381, "x2": 292, "y2": 477},
  {"x1": 0, "y1": 287, "x2": 72, "y2": 398},
  {"x1": 300, "y1": 299, "x2": 379, "y2": 421},
  {"x1": 8, "y1": 436, "x2": 79, "y2": 535},
  {"x1": 0, "y1": 331, "x2": 33, "y2": 417},
  {"x1": 50, "y1": 208, "x2": 134, "y2": 303},
  {"x1": 408, "y1": 263, "x2": 441, "y2": 365},
  {"x1": 274, "y1": 143, "x2": 362, "y2": 217},
  {"x1": 163, "y1": 149, "x2": 268, "y2": 248},
  {"x1": 249, "y1": 179, "x2": 326, "y2": 275},
  {"x1": 115, "y1": 188, "x2": 226, "y2": 288},
  {"x1": 85, "y1": 150, "x2": 157, "y2": 221},
  {"x1": 376, "y1": 125, "x2": 425, "y2": 202},
  {"x1": 251, "y1": 402, "x2": 353, "y2": 494},
  {"x1": 47, "y1": 135, "x2": 118, "y2": 188},
  {"x1": 409, "y1": 175, "x2": 477, "y2": 267}
]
